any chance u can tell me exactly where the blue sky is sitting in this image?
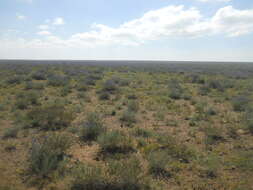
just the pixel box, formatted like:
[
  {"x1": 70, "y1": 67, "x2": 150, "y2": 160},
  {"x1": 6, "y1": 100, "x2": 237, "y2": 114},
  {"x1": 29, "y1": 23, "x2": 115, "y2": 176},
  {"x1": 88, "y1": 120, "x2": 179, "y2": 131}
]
[{"x1": 0, "y1": 0, "x2": 253, "y2": 61}]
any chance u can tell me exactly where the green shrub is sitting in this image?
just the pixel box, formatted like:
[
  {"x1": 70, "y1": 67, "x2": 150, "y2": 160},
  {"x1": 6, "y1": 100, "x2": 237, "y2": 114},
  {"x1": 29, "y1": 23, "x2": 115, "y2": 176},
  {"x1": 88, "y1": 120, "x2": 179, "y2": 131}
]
[
  {"x1": 127, "y1": 100, "x2": 139, "y2": 112},
  {"x1": 15, "y1": 91, "x2": 40, "y2": 109},
  {"x1": 204, "y1": 126, "x2": 224, "y2": 145},
  {"x1": 98, "y1": 131, "x2": 135, "y2": 157},
  {"x1": 24, "y1": 104, "x2": 75, "y2": 130},
  {"x1": 120, "y1": 110, "x2": 136, "y2": 126},
  {"x1": 168, "y1": 79, "x2": 184, "y2": 100},
  {"x1": 47, "y1": 75, "x2": 69, "y2": 87},
  {"x1": 98, "y1": 91, "x2": 110, "y2": 100},
  {"x1": 31, "y1": 70, "x2": 47, "y2": 80},
  {"x1": 232, "y1": 151, "x2": 253, "y2": 172},
  {"x1": 80, "y1": 113, "x2": 106, "y2": 142},
  {"x1": 108, "y1": 157, "x2": 149, "y2": 189},
  {"x1": 71, "y1": 164, "x2": 108, "y2": 190},
  {"x1": 199, "y1": 85, "x2": 210, "y2": 96},
  {"x1": 148, "y1": 150, "x2": 172, "y2": 178},
  {"x1": 29, "y1": 133, "x2": 72, "y2": 178},
  {"x1": 2, "y1": 127, "x2": 19, "y2": 139},
  {"x1": 25, "y1": 81, "x2": 44, "y2": 90},
  {"x1": 132, "y1": 128, "x2": 153, "y2": 138},
  {"x1": 102, "y1": 79, "x2": 117, "y2": 93},
  {"x1": 231, "y1": 95, "x2": 251, "y2": 112}
]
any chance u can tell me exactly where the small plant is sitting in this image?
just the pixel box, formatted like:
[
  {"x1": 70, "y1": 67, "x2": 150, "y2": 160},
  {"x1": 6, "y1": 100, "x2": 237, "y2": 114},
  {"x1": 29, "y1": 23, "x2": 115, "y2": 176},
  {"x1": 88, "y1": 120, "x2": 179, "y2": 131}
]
[
  {"x1": 24, "y1": 103, "x2": 75, "y2": 130},
  {"x1": 120, "y1": 110, "x2": 136, "y2": 126},
  {"x1": 29, "y1": 133, "x2": 72, "y2": 179},
  {"x1": 148, "y1": 150, "x2": 172, "y2": 178},
  {"x1": 2, "y1": 127, "x2": 19, "y2": 139},
  {"x1": 204, "y1": 126, "x2": 224, "y2": 145},
  {"x1": 231, "y1": 95, "x2": 251, "y2": 112},
  {"x1": 132, "y1": 127, "x2": 153, "y2": 138},
  {"x1": 127, "y1": 100, "x2": 139, "y2": 112},
  {"x1": 79, "y1": 112, "x2": 106, "y2": 142},
  {"x1": 97, "y1": 131, "x2": 135, "y2": 157},
  {"x1": 71, "y1": 164, "x2": 108, "y2": 190}
]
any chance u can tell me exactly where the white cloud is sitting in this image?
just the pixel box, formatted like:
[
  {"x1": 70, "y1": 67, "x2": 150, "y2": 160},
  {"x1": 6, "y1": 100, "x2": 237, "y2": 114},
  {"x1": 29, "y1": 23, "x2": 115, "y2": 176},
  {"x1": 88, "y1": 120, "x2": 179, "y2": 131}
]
[
  {"x1": 196, "y1": 0, "x2": 231, "y2": 2},
  {"x1": 16, "y1": 14, "x2": 26, "y2": 20},
  {"x1": 38, "y1": 25, "x2": 49, "y2": 30},
  {"x1": 53, "y1": 17, "x2": 65, "y2": 25},
  {"x1": 3, "y1": 5, "x2": 253, "y2": 52},
  {"x1": 37, "y1": 31, "x2": 51, "y2": 36},
  {"x1": 210, "y1": 6, "x2": 253, "y2": 36}
]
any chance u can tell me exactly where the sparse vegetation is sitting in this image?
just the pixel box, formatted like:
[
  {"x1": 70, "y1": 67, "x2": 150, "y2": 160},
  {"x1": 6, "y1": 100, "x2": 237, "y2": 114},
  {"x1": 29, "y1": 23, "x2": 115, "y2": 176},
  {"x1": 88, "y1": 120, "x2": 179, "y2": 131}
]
[{"x1": 0, "y1": 61, "x2": 253, "y2": 189}]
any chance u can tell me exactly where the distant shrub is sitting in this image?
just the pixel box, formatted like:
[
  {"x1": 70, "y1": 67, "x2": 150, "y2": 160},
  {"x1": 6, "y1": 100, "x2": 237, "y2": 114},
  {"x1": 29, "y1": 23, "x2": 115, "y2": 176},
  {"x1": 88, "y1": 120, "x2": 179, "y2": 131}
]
[
  {"x1": 84, "y1": 75, "x2": 101, "y2": 86},
  {"x1": 31, "y1": 70, "x2": 47, "y2": 80},
  {"x1": 231, "y1": 95, "x2": 251, "y2": 112},
  {"x1": 25, "y1": 81, "x2": 44, "y2": 90},
  {"x1": 60, "y1": 86, "x2": 72, "y2": 97},
  {"x1": 188, "y1": 74, "x2": 205, "y2": 84},
  {"x1": 29, "y1": 133, "x2": 72, "y2": 178},
  {"x1": 207, "y1": 79, "x2": 224, "y2": 91},
  {"x1": 132, "y1": 128, "x2": 153, "y2": 138},
  {"x1": 98, "y1": 91, "x2": 110, "y2": 100},
  {"x1": 120, "y1": 110, "x2": 136, "y2": 126},
  {"x1": 80, "y1": 113, "x2": 106, "y2": 142},
  {"x1": 102, "y1": 79, "x2": 117, "y2": 93},
  {"x1": 199, "y1": 85, "x2": 211, "y2": 96},
  {"x1": 127, "y1": 94, "x2": 137, "y2": 100},
  {"x1": 15, "y1": 91, "x2": 40, "y2": 109},
  {"x1": 47, "y1": 75, "x2": 69, "y2": 87},
  {"x1": 148, "y1": 150, "x2": 172, "y2": 178},
  {"x1": 127, "y1": 100, "x2": 139, "y2": 112},
  {"x1": 204, "y1": 126, "x2": 224, "y2": 145},
  {"x1": 97, "y1": 131, "x2": 135, "y2": 157},
  {"x1": 2, "y1": 127, "x2": 19, "y2": 139},
  {"x1": 24, "y1": 104, "x2": 75, "y2": 130},
  {"x1": 232, "y1": 151, "x2": 253, "y2": 172},
  {"x1": 6, "y1": 75, "x2": 23, "y2": 85},
  {"x1": 206, "y1": 107, "x2": 217, "y2": 116},
  {"x1": 168, "y1": 79, "x2": 183, "y2": 100}
]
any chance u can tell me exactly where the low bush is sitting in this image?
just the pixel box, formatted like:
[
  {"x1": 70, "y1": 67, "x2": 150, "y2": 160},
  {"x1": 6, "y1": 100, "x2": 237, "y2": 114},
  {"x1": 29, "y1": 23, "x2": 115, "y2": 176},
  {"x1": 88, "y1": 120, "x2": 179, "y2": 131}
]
[
  {"x1": 47, "y1": 75, "x2": 69, "y2": 87},
  {"x1": 80, "y1": 113, "x2": 106, "y2": 142},
  {"x1": 71, "y1": 164, "x2": 108, "y2": 190},
  {"x1": 132, "y1": 128, "x2": 153, "y2": 138},
  {"x1": 231, "y1": 95, "x2": 251, "y2": 112},
  {"x1": 120, "y1": 110, "x2": 136, "y2": 126},
  {"x1": 29, "y1": 133, "x2": 72, "y2": 179},
  {"x1": 2, "y1": 127, "x2": 19, "y2": 139},
  {"x1": 127, "y1": 100, "x2": 139, "y2": 112},
  {"x1": 98, "y1": 131, "x2": 135, "y2": 157},
  {"x1": 148, "y1": 150, "x2": 172, "y2": 178},
  {"x1": 24, "y1": 103, "x2": 75, "y2": 130},
  {"x1": 204, "y1": 126, "x2": 224, "y2": 145},
  {"x1": 168, "y1": 79, "x2": 184, "y2": 100}
]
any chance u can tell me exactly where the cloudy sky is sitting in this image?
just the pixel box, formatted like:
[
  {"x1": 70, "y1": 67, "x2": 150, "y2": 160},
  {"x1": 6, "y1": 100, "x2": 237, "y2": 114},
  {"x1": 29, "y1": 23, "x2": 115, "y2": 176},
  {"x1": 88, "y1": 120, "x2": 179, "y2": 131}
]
[{"x1": 0, "y1": 0, "x2": 253, "y2": 61}]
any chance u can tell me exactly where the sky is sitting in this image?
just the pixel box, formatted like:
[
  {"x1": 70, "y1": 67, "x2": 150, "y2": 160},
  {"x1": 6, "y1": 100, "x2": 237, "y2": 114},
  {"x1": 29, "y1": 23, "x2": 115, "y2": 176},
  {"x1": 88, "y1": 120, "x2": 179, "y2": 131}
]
[{"x1": 0, "y1": 0, "x2": 253, "y2": 61}]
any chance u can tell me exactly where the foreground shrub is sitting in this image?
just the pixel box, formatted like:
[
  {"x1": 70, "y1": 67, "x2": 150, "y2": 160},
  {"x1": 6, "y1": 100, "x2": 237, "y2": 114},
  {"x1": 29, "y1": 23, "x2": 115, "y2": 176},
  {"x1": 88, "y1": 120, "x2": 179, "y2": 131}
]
[
  {"x1": 71, "y1": 164, "x2": 108, "y2": 190},
  {"x1": 24, "y1": 104, "x2": 75, "y2": 130},
  {"x1": 29, "y1": 133, "x2": 72, "y2": 179},
  {"x1": 71, "y1": 157, "x2": 151, "y2": 190},
  {"x1": 80, "y1": 113, "x2": 106, "y2": 142},
  {"x1": 148, "y1": 150, "x2": 172, "y2": 178},
  {"x1": 98, "y1": 131, "x2": 135, "y2": 158}
]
